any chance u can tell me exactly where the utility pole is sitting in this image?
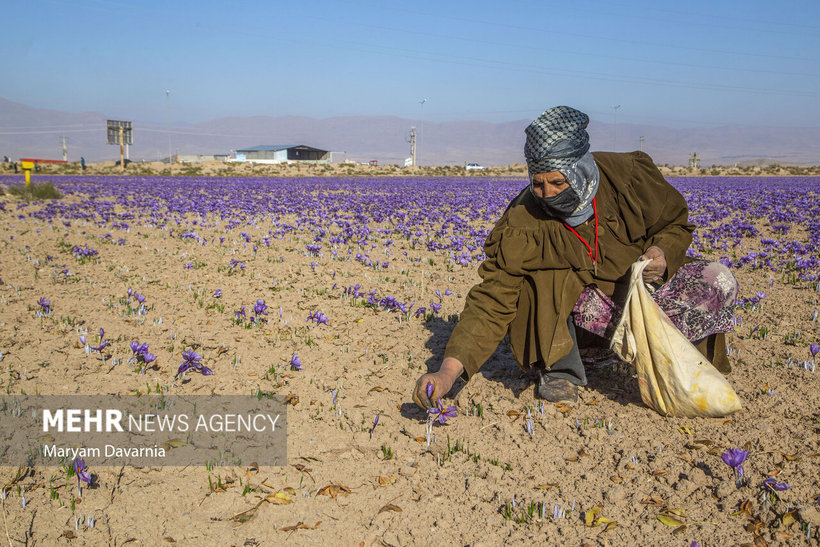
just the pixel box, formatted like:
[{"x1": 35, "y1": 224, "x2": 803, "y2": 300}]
[
  {"x1": 418, "y1": 98, "x2": 427, "y2": 167},
  {"x1": 166, "y1": 89, "x2": 172, "y2": 163},
  {"x1": 408, "y1": 127, "x2": 417, "y2": 166},
  {"x1": 611, "y1": 104, "x2": 621, "y2": 151},
  {"x1": 62, "y1": 136, "x2": 67, "y2": 162}
]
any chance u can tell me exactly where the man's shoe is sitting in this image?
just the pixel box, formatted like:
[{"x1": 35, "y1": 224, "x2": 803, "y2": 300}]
[{"x1": 536, "y1": 372, "x2": 578, "y2": 403}]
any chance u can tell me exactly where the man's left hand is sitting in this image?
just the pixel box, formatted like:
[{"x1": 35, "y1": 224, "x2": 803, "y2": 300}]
[{"x1": 640, "y1": 246, "x2": 667, "y2": 283}]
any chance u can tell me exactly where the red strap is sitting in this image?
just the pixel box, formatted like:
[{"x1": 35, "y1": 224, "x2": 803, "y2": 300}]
[{"x1": 563, "y1": 198, "x2": 598, "y2": 265}]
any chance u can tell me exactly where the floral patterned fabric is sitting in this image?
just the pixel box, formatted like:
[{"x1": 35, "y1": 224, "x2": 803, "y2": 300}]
[{"x1": 572, "y1": 260, "x2": 739, "y2": 342}]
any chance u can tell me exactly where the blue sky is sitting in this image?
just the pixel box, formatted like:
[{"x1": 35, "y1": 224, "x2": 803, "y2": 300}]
[{"x1": 4, "y1": 0, "x2": 820, "y2": 127}]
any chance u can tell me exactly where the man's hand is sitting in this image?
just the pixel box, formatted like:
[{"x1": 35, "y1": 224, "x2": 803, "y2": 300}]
[
  {"x1": 640, "y1": 246, "x2": 667, "y2": 283},
  {"x1": 412, "y1": 358, "x2": 464, "y2": 410}
]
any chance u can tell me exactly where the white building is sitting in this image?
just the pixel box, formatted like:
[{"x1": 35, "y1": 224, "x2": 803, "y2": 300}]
[{"x1": 234, "y1": 145, "x2": 330, "y2": 164}]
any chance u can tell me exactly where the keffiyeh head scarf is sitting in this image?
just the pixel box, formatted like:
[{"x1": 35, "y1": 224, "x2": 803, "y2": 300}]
[{"x1": 524, "y1": 106, "x2": 600, "y2": 226}]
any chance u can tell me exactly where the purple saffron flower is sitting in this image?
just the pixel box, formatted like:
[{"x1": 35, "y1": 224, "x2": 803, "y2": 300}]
[
  {"x1": 307, "y1": 310, "x2": 329, "y2": 325},
  {"x1": 426, "y1": 382, "x2": 434, "y2": 400},
  {"x1": 235, "y1": 306, "x2": 246, "y2": 321},
  {"x1": 761, "y1": 478, "x2": 790, "y2": 492},
  {"x1": 142, "y1": 352, "x2": 157, "y2": 364},
  {"x1": 721, "y1": 448, "x2": 749, "y2": 477},
  {"x1": 444, "y1": 289, "x2": 452, "y2": 296},
  {"x1": 290, "y1": 354, "x2": 303, "y2": 371},
  {"x1": 74, "y1": 458, "x2": 91, "y2": 484},
  {"x1": 253, "y1": 299, "x2": 268, "y2": 316},
  {"x1": 37, "y1": 297, "x2": 51, "y2": 312},
  {"x1": 178, "y1": 350, "x2": 212, "y2": 376},
  {"x1": 811, "y1": 343, "x2": 820, "y2": 357},
  {"x1": 370, "y1": 413, "x2": 380, "y2": 438},
  {"x1": 213, "y1": 289, "x2": 222, "y2": 298},
  {"x1": 91, "y1": 340, "x2": 109, "y2": 353},
  {"x1": 427, "y1": 398, "x2": 457, "y2": 425},
  {"x1": 133, "y1": 293, "x2": 146, "y2": 305},
  {"x1": 130, "y1": 341, "x2": 148, "y2": 355},
  {"x1": 79, "y1": 335, "x2": 86, "y2": 345}
]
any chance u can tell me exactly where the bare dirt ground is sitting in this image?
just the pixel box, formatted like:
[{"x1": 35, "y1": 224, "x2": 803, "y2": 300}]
[{"x1": 0, "y1": 174, "x2": 818, "y2": 546}]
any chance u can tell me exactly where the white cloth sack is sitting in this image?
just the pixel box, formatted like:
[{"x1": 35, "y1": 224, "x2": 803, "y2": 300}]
[{"x1": 609, "y1": 260, "x2": 741, "y2": 417}]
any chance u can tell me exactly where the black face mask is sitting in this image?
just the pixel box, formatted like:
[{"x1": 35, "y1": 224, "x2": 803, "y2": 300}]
[{"x1": 533, "y1": 186, "x2": 580, "y2": 218}]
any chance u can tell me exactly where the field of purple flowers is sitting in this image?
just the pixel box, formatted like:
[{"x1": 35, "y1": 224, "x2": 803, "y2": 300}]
[{"x1": 0, "y1": 174, "x2": 818, "y2": 545}]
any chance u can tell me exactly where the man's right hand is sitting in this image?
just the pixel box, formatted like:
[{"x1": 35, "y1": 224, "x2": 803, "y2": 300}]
[{"x1": 412, "y1": 358, "x2": 464, "y2": 410}]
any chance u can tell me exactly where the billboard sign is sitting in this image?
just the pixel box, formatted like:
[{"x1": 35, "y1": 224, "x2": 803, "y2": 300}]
[{"x1": 106, "y1": 120, "x2": 133, "y2": 145}]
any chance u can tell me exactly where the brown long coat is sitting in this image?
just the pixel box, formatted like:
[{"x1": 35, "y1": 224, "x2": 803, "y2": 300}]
[{"x1": 444, "y1": 151, "x2": 695, "y2": 379}]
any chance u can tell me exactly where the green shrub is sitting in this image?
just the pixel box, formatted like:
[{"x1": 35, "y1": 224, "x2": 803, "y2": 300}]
[{"x1": 6, "y1": 183, "x2": 63, "y2": 200}]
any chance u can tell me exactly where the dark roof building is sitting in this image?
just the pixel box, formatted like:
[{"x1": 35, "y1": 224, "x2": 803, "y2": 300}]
[{"x1": 235, "y1": 145, "x2": 330, "y2": 164}]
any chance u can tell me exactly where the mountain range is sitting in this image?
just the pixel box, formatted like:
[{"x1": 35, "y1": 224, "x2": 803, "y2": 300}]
[{"x1": 1, "y1": 98, "x2": 818, "y2": 166}]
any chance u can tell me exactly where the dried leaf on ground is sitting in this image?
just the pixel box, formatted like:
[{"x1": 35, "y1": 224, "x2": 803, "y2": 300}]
[
  {"x1": 317, "y1": 483, "x2": 353, "y2": 500},
  {"x1": 267, "y1": 491, "x2": 293, "y2": 505},
  {"x1": 555, "y1": 403, "x2": 573, "y2": 414},
  {"x1": 640, "y1": 496, "x2": 665, "y2": 507},
  {"x1": 658, "y1": 515, "x2": 686, "y2": 527},
  {"x1": 284, "y1": 394, "x2": 299, "y2": 406},
  {"x1": 781, "y1": 509, "x2": 798, "y2": 527},
  {"x1": 378, "y1": 475, "x2": 397, "y2": 486},
  {"x1": 231, "y1": 502, "x2": 264, "y2": 523},
  {"x1": 585, "y1": 504, "x2": 602, "y2": 526},
  {"x1": 378, "y1": 504, "x2": 402, "y2": 514}
]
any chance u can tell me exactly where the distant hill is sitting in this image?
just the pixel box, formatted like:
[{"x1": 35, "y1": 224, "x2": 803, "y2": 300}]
[{"x1": 1, "y1": 98, "x2": 818, "y2": 166}]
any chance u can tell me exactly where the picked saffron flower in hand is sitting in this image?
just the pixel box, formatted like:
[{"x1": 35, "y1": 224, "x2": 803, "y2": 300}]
[
  {"x1": 721, "y1": 448, "x2": 749, "y2": 477},
  {"x1": 428, "y1": 398, "x2": 457, "y2": 424},
  {"x1": 426, "y1": 382, "x2": 434, "y2": 401},
  {"x1": 290, "y1": 354, "x2": 303, "y2": 371},
  {"x1": 177, "y1": 349, "x2": 212, "y2": 376}
]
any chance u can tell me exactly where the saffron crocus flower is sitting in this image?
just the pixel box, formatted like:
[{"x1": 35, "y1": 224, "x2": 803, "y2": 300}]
[
  {"x1": 811, "y1": 343, "x2": 820, "y2": 357},
  {"x1": 428, "y1": 398, "x2": 457, "y2": 425},
  {"x1": 254, "y1": 299, "x2": 268, "y2": 316},
  {"x1": 426, "y1": 382, "x2": 434, "y2": 401},
  {"x1": 235, "y1": 306, "x2": 246, "y2": 321},
  {"x1": 177, "y1": 350, "x2": 212, "y2": 376},
  {"x1": 74, "y1": 458, "x2": 91, "y2": 495},
  {"x1": 213, "y1": 289, "x2": 222, "y2": 298},
  {"x1": 761, "y1": 478, "x2": 790, "y2": 493},
  {"x1": 290, "y1": 354, "x2": 303, "y2": 371},
  {"x1": 142, "y1": 353, "x2": 157, "y2": 364},
  {"x1": 307, "y1": 310, "x2": 329, "y2": 325},
  {"x1": 38, "y1": 297, "x2": 51, "y2": 312},
  {"x1": 370, "y1": 413, "x2": 380, "y2": 438},
  {"x1": 721, "y1": 448, "x2": 749, "y2": 478},
  {"x1": 133, "y1": 293, "x2": 146, "y2": 305}
]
